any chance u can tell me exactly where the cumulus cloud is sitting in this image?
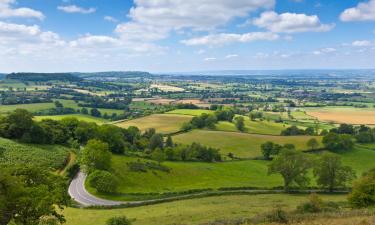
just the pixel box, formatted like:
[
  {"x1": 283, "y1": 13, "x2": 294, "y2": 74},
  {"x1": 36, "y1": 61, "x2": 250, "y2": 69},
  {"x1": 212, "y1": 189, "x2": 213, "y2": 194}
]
[
  {"x1": 104, "y1": 16, "x2": 118, "y2": 23},
  {"x1": 57, "y1": 5, "x2": 96, "y2": 14},
  {"x1": 115, "y1": 0, "x2": 275, "y2": 42},
  {"x1": 0, "y1": 0, "x2": 44, "y2": 20},
  {"x1": 204, "y1": 57, "x2": 216, "y2": 61},
  {"x1": 340, "y1": 0, "x2": 375, "y2": 22},
  {"x1": 181, "y1": 32, "x2": 279, "y2": 46},
  {"x1": 313, "y1": 47, "x2": 336, "y2": 55},
  {"x1": 352, "y1": 40, "x2": 372, "y2": 47},
  {"x1": 225, "y1": 54, "x2": 239, "y2": 59},
  {"x1": 253, "y1": 11, "x2": 334, "y2": 33}
]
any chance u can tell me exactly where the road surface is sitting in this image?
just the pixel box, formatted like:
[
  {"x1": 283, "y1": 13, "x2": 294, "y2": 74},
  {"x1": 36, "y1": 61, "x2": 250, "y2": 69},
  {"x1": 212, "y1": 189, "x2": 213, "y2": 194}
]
[{"x1": 68, "y1": 171, "x2": 123, "y2": 206}]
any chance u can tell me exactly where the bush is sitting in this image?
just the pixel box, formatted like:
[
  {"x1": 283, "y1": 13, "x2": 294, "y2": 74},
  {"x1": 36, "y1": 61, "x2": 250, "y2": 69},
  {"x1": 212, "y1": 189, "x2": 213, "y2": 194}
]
[
  {"x1": 348, "y1": 169, "x2": 375, "y2": 208},
  {"x1": 296, "y1": 193, "x2": 339, "y2": 213},
  {"x1": 263, "y1": 207, "x2": 288, "y2": 224},
  {"x1": 38, "y1": 216, "x2": 60, "y2": 225},
  {"x1": 106, "y1": 216, "x2": 132, "y2": 225},
  {"x1": 87, "y1": 170, "x2": 118, "y2": 193}
]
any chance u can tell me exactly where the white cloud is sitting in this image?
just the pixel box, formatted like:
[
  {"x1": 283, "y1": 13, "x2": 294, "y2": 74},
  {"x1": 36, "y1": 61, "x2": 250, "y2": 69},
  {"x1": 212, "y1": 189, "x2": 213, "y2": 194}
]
[
  {"x1": 340, "y1": 0, "x2": 375, "y2": 22},
  {"x1": 69, "y1": 35, "x2": 119, "y2": 48},
  {"x1": 57, "y1": 5, "x2": 96, "y2": 14},
  {"x1": 115, "y1": 0, "x2": 275, "y2": 43},
  {"x1": 0, "y1": 0, "x2": 44, "y2": 20},
  {"x1": 181, "y1": 32, "x2": 279, "y2": 46},
  {"x1": 104, "y1": 16, "x2": 118, "y2": 23},
  {"x1": 204, "y1": 57, "x2": 216, "y2": 61},
  {"x1": 352, "y1": 40, "x2": 372, "y2": 47},
  {"x1": 225, "y1": 54, "x2": 239, "y2": 59},
  {"x1": 312, "y1": 47, "x2": 336, "y2": 55},
  {"x1": 253, "y1": 11, "x2": 334, "y2": 33}
]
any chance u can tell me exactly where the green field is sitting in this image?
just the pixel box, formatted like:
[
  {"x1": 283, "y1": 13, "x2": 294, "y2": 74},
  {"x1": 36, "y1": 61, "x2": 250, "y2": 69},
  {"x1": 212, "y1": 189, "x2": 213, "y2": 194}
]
[
  {"x1": 115, "y1": 114, "x2": 193, "y2": 134},
  {"x1": 0, "y1": 137, "x2": 70, "y2": 170},
  {"x1": 87, "y1": 155, "x2": 281, "y2": 200},
  {"x1": 63, "y1": 193, "x2": 347, "y2": 225},
  {"x1": 215, "y1": 117, "x2": 287, "y2": 135},
  {"x1": 173, "y1": 130, "x2": 322, "y2": 158},
  {"x1": 166, "y1": 109, "x2": 213, "y2": 116},
  {"x1": 34, "y1": 114, "x2": 107, "y2": 124}
]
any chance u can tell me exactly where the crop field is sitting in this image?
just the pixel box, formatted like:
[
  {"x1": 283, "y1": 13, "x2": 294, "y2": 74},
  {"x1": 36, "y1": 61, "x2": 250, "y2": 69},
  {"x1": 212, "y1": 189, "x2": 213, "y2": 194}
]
[
  {"x1": 34, "y1": 114, "x2": 107, "y2": 124},
  {"x1": 173, "y1": 130, "x2": 322, "y2": 158},
  {"x1": 63, "y1": 193, "x2": 347, "y2": 225},
  {"x1": 166, "y1": 109, "x2": 213, "y2": 116},
  {"x1": 115, "y1": 114, "x2": 193, "y2": 134},
  {"x1": 0, "y1": 137, "x2": 70, "y2": 170},
  {"x1": 305, "y1": 107, "x2": 375, "y2": 124},
  {"x1": 150, "y1": 84, "x2": 185, "y2": 92}
]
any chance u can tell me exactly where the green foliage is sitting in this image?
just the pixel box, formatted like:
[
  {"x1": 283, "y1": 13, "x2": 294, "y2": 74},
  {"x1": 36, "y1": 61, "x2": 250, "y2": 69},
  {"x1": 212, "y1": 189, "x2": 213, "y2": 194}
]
[
  {"x1": 106, "y1": 216, "x2": 132, "y2": 225},
  {"x1": 165, "y1": 135, "x2": 174, "y2": 148},
  {"x1": 307, "y1": 138, "x2": 319, "y2": 150},
  {"x1": 80, "y1": 139, "x2": 111, "y2": 172},
  {"x1": 322, "y1": 133, "x2": 354, "y2": 151},
  {"x1": 149, "y1": 134, "x2": 164, "y2": 150},
  {"x1": 0, "y1": 109, "x2": 33, "y2": 139},
  {"x1": 268, "y1": 149, "x2": 312, "y2": 191},
  {"x1": 88, "y1": 170, "x2": 118, "y2": 193},
  {"x1": 262, "y1": 207, "x2": 288, "y2": 224},
  {"x1": 234, "y1": 116, "x2": 245, "y2": 132},
  {"x1": 313, "y1": 152, "x2": 356, "y2": 191},
  {"x1": 0, "y1": 166, "x2": 69, "y2": 225},
  {"x1": 261, "y1": 141, "x2": 281, "y2": 160},
  {"x1": 97, "y1": 125, "x2": 125, "y2": 154},
  {"x1": 296, "y1": 193, "x2": 339, "y2": 213},
  {"x1": 348, "y1": 169, "x2": 375, "y2": 208},
  {"x1": 38, "y1": 215, "x2": 61, "y2": 225}
]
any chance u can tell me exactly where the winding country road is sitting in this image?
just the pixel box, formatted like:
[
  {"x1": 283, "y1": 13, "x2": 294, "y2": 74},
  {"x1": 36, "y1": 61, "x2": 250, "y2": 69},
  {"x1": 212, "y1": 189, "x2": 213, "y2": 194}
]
[{"x1": 68, "y1": 172, "x2": 123, "y2": 206}]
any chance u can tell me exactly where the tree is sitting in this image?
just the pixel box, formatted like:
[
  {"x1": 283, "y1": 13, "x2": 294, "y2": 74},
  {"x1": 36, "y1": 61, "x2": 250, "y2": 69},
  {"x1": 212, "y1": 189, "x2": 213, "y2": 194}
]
[
  {"x1": 261, "y1": 141, "x2": 276, "y2": 160},
  {"x1": 0, "y1": 166, "x2": 69, "y2": 225},
  {"x1": 165, "y1": 135, "x2": 174, "y2": 147},
  {"x1": 306, "y1": 138, "x2": 319, "y2": 150},
  {"x1": 106, "y1": 216, "x2": 132, "y2": 225},
  {"x1": 80, "y1": 139, "x2": 112, "y2": 172},
  {"x1": 38, "y1": 215, "x2": 60, "y2": 225},
  {"x1": 151, "y1": 148, "x2": 166, "y2": 164},
  {"x1": 234, "y1": 116, "x2": 245, "y2": 132},
  {"x1": 313, "y1": 152, "x2": 356, "y2": 192},
  {"x1": 0, "y1": 109, "x2": 33, "y2": 139},
  {"x1": 149, "y1": 133, "x2": 164, "y2": 150},
  {"x1": 88, "y1": 170, "x2": 118, "y2": 193},
  {"x1": 97, "y1": 125, "x2": 125, "y2": 154},
  {"x1": 322, "y1": 133, "x2": 354, "y2": 151},
  {"x1": 81, "y1": 107, "x2": 88, "y2": 115},
  {"x1": 90, "y1": 108, "x2": 101, "y2": 117},
  {"x1": 268, "y1": 149, "x2": 312, "y2": 191},
  {"x1": 348, "y1": 169, "x2": 375, "y2": 208}
]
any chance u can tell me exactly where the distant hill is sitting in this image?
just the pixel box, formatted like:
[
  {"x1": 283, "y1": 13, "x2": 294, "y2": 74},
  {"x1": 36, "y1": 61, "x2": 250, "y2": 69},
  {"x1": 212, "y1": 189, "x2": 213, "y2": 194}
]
[
  {"x1": 0, "y1": 74, "x2": 5, "y2": 80},
  {"x1": 6, "y1": 73, "x2": 82, "y2": 82},
  {"x1": 76, "y1": 71, "x2": 152, "y2": 79}
]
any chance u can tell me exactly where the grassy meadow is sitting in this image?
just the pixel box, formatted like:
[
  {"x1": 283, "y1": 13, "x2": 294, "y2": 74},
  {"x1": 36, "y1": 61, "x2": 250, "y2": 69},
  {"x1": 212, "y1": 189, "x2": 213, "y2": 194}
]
[
  {"x1": 34, "y1": 114, "x2": 107, "y2": 124},
  {"x1": 215, "y1": 118, "x2": 287, "y2": 135},
  {"x1": 115, "y1": 114, "x2": 193, "y2": 134},
  {"x1": 63, "y1": 193, "x2": 347, "y2": 225},
  {"x1": 173, "y1": 130, "x2": 322, "y2": 158},
  {"x1": 166, "y1": 109, "x2": 213, "y2": 116}
]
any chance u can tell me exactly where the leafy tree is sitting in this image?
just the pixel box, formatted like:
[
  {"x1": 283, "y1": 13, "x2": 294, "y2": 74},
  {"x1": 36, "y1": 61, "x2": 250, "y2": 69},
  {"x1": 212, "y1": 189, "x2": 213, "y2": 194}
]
[
  {"x1": 268, "y1": 149, "x2": 312, "y2": 191},
  {"x1": 90, "y1": 108, "x2": 101, "y2": 117},
  {"x1": 80, "y1": 139, "x2": 112, "y2": 172},
  {"x1": 149, "y1": 133, "x2": 164, "y2": 150},
  {"x1": 143, "y1": 128, "x2": 156, "y2": 138},
  {"x1": 97, "y1": 125, "x2": 125, "y2": 154},
  {"x1": 281, "y1": 125, "x2": 305, "y2": 136},
  {"x1": 304, "y1": 127, "x2": 315, "y2": 135},
  {"x1": 0, "y1": 166, "x2": 69, "y2": 225},
  {"x1": 234, "y1": 116, "x2": 245, "y2": 132},
  {"x1": 322, "y1": 133, "x2": 354, "y2": 151},
  {"x1": 306, "y1": 138, "x2": 319, "y2": 150},
  {"x1": 165, "y1": 135, "x2": 174, "y2": 147},
  {"x1": 106, "y1": 216, "x2": 132, "y2": 225},
  {"x1": 88, "y1": 170, "x2": 118, "y2": 193},
  {"x1": 0, "y1": 109, "x2": 33, "y2": 139},
  {"x1": 74, "y1": 121, "x2": 98, "y2": 144},
  {"x1": 81, "y1": 107, "x2": 88, "y2": 115},
  {"x1": 348, "y1": 169, "x2": 375, "y2": 208},
  {"x1": 151, "y1": 148, "x2": 166, "y2": 164},
  {"x1": 313, "y1": 152, "x2": 356, "y2": 192},
  {"x1": 261, "y1": 141, "x2": 276, "y2": 160}
]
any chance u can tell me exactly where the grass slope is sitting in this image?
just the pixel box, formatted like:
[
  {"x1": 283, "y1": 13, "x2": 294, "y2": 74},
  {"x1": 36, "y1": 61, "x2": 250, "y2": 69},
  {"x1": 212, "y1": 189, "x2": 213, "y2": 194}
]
[
  {"x1": 0, "y1": 137, "x2": 70, "y2": 170},
  {"x1": 64, "y1": 194, "x2": 347, "y2": 225},
  {"x1": 215, "y1": 118, "x2": 287, "y2": 135},
  {"x1": 173, "y1": 130, "x2": 322, "y2": 158},
  {"x1": 166, "y1": 109, "x2": 213, "y2": 116},
  {"x1": 34, "y1": 114, "x2": 107, "y2": 124},
  {"x1": 115, "y1": 114, "x2": 192, "y2": 134}
]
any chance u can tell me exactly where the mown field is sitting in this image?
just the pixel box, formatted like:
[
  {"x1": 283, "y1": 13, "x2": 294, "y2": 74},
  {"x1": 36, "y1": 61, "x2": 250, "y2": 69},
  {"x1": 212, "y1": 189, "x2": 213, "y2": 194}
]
[
  {"x1": 173, "y1": 130, "x2": 322, "y2": 158},
  {"x1": 115, "y1": 114, "x2": 193, "y2": 134},
  {"x1": 0, "y1": 137, "x2": 70, "y2": 170},
  {"x1": 305, "y1": 107, "x2": 375, "y2": 124},
  {"x1": 215, "y1": 118, "x2": 287, "y2": 135},
  {"x1": 63, "y1": 193, "x2": 347, "y2": 225},
  {"x1": 34, "y1": 114, "x2": 107, "y2": 124},
  {"x1": 166, "y1": 109, "x2": 213, "y2": 116}
]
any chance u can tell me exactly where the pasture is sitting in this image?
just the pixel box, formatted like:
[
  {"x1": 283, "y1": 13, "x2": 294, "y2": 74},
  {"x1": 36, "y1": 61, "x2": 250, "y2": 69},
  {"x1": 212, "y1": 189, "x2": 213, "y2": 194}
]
[
  {"x1": 63, "y1": 193, "x2": 347, "y2": 225},
  {"x1": 305, "y1": 107, "x2": 375, "y2": 124},
  {"x1": 114, "y1": 114, "x2": 193, "y2": 134},
  {"x1": 173, "y1": 130, "x2": 322, "y2": 158},
  {"x1": 166, "y1": 109, "x2": 213, "y2": 116},
  {"x1": 34, "y1": 114, "x2": 107, "y2": 124},
  {"x1": 150, "y1": 84, "x2": 184, "y2": 92}
]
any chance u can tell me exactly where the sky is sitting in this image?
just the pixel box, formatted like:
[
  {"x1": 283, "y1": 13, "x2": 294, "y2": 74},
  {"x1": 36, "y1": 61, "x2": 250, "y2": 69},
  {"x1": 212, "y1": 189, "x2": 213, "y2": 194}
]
[{"x1": 0, "y1": 0, "x2": 375, "y2": 73}]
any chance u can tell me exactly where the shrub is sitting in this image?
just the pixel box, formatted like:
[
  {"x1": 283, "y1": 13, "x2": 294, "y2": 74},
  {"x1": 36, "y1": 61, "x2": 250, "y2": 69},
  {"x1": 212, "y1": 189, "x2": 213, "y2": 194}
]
[
  {"x1": 263, "y1": 207, "x2": 288, "y2": 224},
  {"x1": 38, "y1": 216, "x2": 60, "y2": 225},
  {"x1": 348, "y1": 169, "x2": 375, "y2": 208},
  {"x1": 106, "y1": 216, "x2": 132, "y2": 225},
  {"x1": 87, "y1": 170, "x2": 118, "y2": 193}
]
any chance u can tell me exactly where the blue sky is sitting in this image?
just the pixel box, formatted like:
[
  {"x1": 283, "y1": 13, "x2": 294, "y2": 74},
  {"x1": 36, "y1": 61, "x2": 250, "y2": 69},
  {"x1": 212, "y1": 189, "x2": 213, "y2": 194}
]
[{"x1": 0, "y1": 0, "x2": 375, "y2": 73}]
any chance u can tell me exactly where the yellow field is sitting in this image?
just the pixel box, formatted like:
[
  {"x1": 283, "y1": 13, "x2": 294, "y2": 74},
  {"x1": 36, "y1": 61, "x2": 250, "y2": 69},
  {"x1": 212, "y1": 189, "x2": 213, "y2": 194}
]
[
  {"x1": 306, "y1": 107, "x2": 375, "y2": 124},
  {"x1": 114, "y1": 114, "x2": 192, "y2": 134}
]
